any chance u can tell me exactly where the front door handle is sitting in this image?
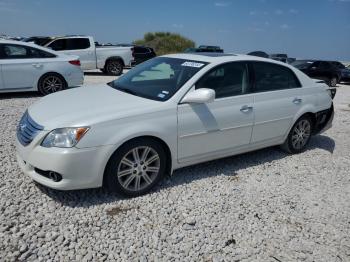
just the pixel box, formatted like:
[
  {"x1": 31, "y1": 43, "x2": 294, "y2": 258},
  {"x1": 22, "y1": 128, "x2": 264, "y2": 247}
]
[
  {"x1": 293, "y1": 98, "x2": 302, "y2": 104},
  {"x1": 240, "y1": 105, "x2": 253, "y2": 113}
]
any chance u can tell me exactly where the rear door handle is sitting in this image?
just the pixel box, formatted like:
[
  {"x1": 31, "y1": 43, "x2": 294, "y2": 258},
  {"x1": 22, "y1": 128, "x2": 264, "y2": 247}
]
[
  {"x1": 293, "y1": 98, "x2": 302, "y2": 104},
  {"x1": 240, "y1": 105, "x2": 253, "y2": 113},
  {"x1": 32, "y1": 63, "x2": 43, "y2": 68}
]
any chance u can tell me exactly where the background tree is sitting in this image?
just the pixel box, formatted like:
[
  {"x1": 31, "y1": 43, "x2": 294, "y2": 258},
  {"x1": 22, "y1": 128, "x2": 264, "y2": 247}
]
[{"x1": 134, "y1": 32, "x2": 195, "y2": 56}]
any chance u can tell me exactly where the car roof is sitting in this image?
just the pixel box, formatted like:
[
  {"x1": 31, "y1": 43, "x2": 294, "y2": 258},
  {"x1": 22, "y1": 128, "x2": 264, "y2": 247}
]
[
  {"x1": 0, "y1": 39, "x2": 62, "y2": 56},
  {"x1": 163, "y1": 52, "x2": 291, "y2": 65}
]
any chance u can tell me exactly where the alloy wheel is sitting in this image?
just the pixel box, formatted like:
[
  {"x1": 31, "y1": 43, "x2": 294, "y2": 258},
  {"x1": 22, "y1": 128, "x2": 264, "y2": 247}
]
[
  {"x1": 42, "y1": 76, "x2": 63, "y2": 93},
  {"x1": 330, "y1": 77, "x2": 337, "y2": 87},
  {"x1": 117, "y1": 146, "x2": 160, "y2": 191},
  {"x1": 106, "y1": 61, "x2": 122, "y2": 75},
  {"x1": 291, "y1": 119, "x2": 311, "y2": 150}
]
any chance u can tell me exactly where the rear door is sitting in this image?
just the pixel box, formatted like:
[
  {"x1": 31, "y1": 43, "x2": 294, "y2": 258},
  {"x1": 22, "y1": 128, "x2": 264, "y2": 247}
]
[
  {"x1": 177, "y1": 62, "x2": 254, "y2": 162},
  {"x1": 47, "y1": 37, "x2": 95, "y2": 70},
  {"x1": 250, "y1": 61, "x2": 303, "y2": 144}
]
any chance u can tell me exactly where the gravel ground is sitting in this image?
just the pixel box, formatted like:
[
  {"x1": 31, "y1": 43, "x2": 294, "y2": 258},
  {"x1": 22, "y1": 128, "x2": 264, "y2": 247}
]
[{"x1": 0, "y1": 72, "x2": 349, "y2": 261}]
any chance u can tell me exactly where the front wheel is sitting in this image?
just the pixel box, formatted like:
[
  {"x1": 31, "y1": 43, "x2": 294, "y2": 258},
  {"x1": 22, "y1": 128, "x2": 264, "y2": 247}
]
[
  {"x1": 281, "y1": 116, "x2": 312, "y2": 154},
  {"x1": 104, "y1": 138, "x2": 167, "y2": 197}
]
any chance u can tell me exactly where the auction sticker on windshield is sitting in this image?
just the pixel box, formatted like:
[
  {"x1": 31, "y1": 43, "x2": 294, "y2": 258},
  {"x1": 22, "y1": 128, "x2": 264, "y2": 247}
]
[{"x1": 181, "y1": 61, "x2": 205, "y2": 68}]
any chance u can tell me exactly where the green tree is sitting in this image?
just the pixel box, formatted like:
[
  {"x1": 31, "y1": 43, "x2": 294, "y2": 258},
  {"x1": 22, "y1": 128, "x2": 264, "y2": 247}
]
[{"x1": 134, "y1": 32, "x2": 195, "y2": 56}]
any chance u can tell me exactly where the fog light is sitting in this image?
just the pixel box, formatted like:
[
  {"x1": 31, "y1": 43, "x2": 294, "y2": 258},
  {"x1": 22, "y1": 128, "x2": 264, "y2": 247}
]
[{"x1": 48, "y1": 171, "x2": 62, "y2": 182}]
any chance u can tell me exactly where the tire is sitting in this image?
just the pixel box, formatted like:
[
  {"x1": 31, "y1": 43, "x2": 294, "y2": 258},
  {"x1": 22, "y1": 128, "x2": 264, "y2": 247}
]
[
  {"x1": 105, "y1": 59, "x2": 123, "y2": 76},
  {"x1": 104, "y1": 138, "x2": 167, "y2": 197},
  {"x1": 38, "y1": 73, "x2": 67, "y2": 95},
  {"x1": 326, "y1": 76, "x2": 338, "y2": 87},
  {"x1": 281, "y1": 115, "x2": 313, "y2": 154},
  {"x1": 329, "y1": 76, "x2": 338, "y2": 87}
]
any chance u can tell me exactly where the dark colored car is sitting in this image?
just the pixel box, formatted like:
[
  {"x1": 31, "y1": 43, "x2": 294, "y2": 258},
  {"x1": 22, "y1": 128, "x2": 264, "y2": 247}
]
[
  {"x1": 330, "y1": 61, "x2": 350, "y2": 83},
  {"x1": 23, "y1": 36, "x2": 56, "y2": 46},
  {"x1": 270, "y1": 53, "x2": 288, "y2": 63},
  {"x1": 184, "y1": 45, "x2": 224, "y2": 53},
  {"x1": 131, "y1": 46, "x2": 157, "y2": 66},
  {"x1": 247, "y1": 51, "x2": 269, "y2": 58},
  {"x1": 292, "y1": 60, "x2": 343, "y2": 87}
]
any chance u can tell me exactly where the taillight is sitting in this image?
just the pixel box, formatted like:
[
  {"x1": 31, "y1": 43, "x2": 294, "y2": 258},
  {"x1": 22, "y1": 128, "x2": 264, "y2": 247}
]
[{"x1": 69, "y1": 60, "x2": 81, "y2": 66}]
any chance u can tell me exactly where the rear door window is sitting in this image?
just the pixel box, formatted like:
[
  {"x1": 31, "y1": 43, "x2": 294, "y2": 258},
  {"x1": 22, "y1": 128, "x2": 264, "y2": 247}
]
[
  {"x1": 0, "y1": 44, "x2": 56, "y2": 59},
  {"x1": 252, "y1": 62, "x2": 301, "y2": 92},
  {"x1": 66, "y1": 38, "x2": 91, "y2": 50},
  {"x1": 48, "y1": 38, "x2": 90, "y2": 51},
  {"x1": 48, "y1": 39, "x2": 67, "y2": 51}
]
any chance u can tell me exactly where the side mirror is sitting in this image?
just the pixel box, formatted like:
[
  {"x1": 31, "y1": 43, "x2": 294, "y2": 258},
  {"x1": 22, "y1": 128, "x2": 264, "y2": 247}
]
[{"x1": 181, "y1": 88, "x2": 215, "y2": 104}]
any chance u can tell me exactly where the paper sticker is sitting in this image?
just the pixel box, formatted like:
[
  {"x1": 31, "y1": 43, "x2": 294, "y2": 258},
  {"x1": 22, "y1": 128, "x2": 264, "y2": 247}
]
[
  {"x1": 157, "y1": 93, "x2": 166, "y2": 98},
  {"x1": 162, "y1": 90, "x2": 169, "y2": 94},
  {"x1": 181, "y1": 61, "x2": 205, "y2": 68}
]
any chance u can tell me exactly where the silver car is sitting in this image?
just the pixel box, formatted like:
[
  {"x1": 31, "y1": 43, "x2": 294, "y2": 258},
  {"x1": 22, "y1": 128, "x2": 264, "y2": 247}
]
[{"x1": 0, "y1": 40, "x2": 83, "y2": 95}]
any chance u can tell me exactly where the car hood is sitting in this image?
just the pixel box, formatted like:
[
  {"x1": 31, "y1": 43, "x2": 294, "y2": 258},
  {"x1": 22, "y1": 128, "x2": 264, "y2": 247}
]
[{"x1": 28, "y1": 84, "x2": 164, "y2": 130}]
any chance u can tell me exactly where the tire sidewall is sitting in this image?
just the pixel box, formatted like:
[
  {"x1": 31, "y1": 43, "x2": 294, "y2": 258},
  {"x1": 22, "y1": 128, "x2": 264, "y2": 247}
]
[
  {"x1": 287, "y1": 116, "x2": 312, "y2": 154},
  {"x1": 105, "y1": 60, "x2": 123, "y2": 76},
  {"x1": 104, "y1": 138, "x2": 167, "y2": 197},
  {"x1": 38, "y1": 73, "x2": 66, "y2": 95},
  {"x1": 330, "y1": 76, "x2": 337, "y2": 87}
]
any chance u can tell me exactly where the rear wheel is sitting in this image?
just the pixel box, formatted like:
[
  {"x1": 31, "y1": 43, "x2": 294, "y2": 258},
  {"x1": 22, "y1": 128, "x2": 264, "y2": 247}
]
[
  {"x1": 105, "y1": 60, "x2": 123, "y2": 76},
  {"x1": 281, "y1": 116, "x2": 312, "y2": 154},
  {"x1": 38, "y1": 73, "x2": 66, "y2": 95},
  {"x1": 104, "y1": 138, "x2": 166, "y2": 197},
  {"x1": 329, "y1": 76, "x2": 338, "y2": 87}
]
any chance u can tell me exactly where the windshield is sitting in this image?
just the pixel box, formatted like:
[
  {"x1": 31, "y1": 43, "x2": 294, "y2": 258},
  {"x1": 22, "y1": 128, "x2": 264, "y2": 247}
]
[{"x1": 110, "y1": 57, "x2": 208, "y2": 101}]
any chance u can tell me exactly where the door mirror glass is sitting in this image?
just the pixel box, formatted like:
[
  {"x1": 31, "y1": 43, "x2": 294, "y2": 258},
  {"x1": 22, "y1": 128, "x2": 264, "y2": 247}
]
[{"x1": 181, "y1": 88, "x2": 215, "y2": 104}]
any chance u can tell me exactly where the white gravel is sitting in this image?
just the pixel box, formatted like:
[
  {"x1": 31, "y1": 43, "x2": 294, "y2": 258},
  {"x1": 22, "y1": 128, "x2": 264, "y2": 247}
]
[{"x1": 0, "y1": 72, "x2": 349, "y2": 261}]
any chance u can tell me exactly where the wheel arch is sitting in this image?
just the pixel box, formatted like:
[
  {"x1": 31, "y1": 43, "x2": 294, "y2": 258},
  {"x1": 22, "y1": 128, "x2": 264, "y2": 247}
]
[
  {"x1": 104, "y1": 56, "x2": 125, "y2": 68},
  {"x1": 283, "y1": 107, "x2": 317, "y2": 142},
  {"x1": 37, "y1": 71, "x2": 68, "y2": 90},
  {"x1": 102, "y1": 135, "x2": 173, "y2": 186}
]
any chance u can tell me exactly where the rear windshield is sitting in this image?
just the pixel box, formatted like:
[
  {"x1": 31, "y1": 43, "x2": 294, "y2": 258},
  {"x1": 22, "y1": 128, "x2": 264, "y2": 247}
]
[{"x1": 110, "y1": 57, "x2": 208, "y2": 101}]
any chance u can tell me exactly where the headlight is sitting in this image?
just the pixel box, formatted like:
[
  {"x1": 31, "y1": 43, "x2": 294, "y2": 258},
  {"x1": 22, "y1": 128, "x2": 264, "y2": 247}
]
[{"x1": 41, "y1": 127, "x2": 89, "y2": 148}]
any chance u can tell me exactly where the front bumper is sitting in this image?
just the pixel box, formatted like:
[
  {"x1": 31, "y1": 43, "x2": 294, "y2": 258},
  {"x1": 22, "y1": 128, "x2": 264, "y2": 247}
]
[{"x1": 16, "y1": 135, "x2": 114, "y2": 190}]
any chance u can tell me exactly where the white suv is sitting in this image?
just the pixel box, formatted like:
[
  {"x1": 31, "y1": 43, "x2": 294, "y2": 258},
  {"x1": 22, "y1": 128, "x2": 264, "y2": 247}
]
[{"x1": 16, "y1": 53, "x2": 334, "y2": 196}]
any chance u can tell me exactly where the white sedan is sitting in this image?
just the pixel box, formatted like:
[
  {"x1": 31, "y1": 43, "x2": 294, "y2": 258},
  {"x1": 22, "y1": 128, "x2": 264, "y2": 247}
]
[
  {"x1": 0, "y1": 40, "x2": 83, "y2": 95},
  {"x1": 16, "y1": 53, "x2": 334, "y2": 196}
]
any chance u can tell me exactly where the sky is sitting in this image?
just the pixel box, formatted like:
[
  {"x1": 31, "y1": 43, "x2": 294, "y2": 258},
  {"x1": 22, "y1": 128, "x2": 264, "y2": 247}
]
[{"x1": 0, "y1": 0, "x2": 349, "y2": 60}]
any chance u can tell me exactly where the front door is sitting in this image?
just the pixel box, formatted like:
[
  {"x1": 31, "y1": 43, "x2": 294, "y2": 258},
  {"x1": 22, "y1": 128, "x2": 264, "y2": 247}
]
[{"x1": 177, "y1": 62, "x2": 254, "y2": 163}]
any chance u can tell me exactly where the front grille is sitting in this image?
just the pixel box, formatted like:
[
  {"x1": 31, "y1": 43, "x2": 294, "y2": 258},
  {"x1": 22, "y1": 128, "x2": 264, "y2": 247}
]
[{"x1": 17, "y1": 111, "x2": 44, "y2": 146}]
